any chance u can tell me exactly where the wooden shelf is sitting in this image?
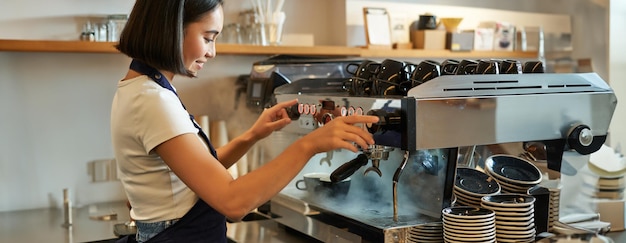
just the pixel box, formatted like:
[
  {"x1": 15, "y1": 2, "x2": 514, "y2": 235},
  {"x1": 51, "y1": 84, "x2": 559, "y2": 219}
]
[
  {"x1": 0, "y1": 39, "x2": 538, "y2": 59},
  {"x1": 360, "y1": 48, "x2": 539, "y2": 59},
  {"x1": 0, "y1": 39, "x2": 119, "y2": 53}
]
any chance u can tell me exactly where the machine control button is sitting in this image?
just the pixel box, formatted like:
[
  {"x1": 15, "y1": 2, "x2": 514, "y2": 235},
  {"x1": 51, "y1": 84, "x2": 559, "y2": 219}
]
[
  {"x1": 365, "y1": 109, "x2": 402, "y2": 133},
  {"x1": 303, "y1": 104, "x2": 310, "y2": 115},
  {"x1": 310, "y1": 104, "x2": 317, "y2": 115},
  {"x1": 321, "y1": 113, "x2": 334, "y2": 125},
  {"x1": 348, "y1": 106, "x2": 355, "y2": 116},
  {"x1": 298, "y1": 103, "x2": 304, "y2": 114},
  {"x1": 340, "y1": 106, "x2": 348, "y2": 116},
  {"x1": 355, "y1": 107, "x2": 363, "y2": 115},
  {"x1": 285, "y1": 103, "x2": 300, "y2": 120}
]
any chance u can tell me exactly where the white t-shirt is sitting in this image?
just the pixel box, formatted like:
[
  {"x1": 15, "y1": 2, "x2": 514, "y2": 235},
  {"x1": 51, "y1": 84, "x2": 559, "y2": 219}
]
[{"x1": 111, "y1": 75, "x2": 204, "y2": 222}]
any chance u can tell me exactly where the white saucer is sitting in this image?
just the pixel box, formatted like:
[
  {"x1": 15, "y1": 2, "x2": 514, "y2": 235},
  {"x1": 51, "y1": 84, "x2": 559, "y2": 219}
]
[
  {"x1": 481, "y1": 202, "x2": 534, "y2": 212},
  {"x1": 442, "y1": 207, "x2": 495, "y2": 219},
  {"x1": 443, "y1": 218, "x2": 496, "y2": 229}
]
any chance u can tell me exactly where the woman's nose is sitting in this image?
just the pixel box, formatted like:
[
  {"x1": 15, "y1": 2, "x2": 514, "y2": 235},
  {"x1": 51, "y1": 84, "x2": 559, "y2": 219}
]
[{"x1": 206, "y1": 44, "x2": 216, "y2": 58}]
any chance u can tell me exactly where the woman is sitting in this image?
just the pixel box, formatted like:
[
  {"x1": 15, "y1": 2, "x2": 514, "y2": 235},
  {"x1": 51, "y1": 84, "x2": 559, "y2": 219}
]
[{"x1": 111, "y1": 0, "x2": 378, "y2": 242}]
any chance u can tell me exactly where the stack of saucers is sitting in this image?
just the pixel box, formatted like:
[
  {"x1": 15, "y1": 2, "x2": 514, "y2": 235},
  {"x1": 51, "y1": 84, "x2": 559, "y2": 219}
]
[
  {"x1": 442, "y1": 206, "x2": 496, "y2": 243},
  {"x1": 485, "y1": 154, "x2": 542, "y2": 194},
  {"x1": 453, "y1": 167, "x2": 501, "y2": 208},
  {"x1": 406, "y1": 222, "x2": 443, "y2": 243},
  {"x1": 481, "y1": 194, "x2": 536, "y2": 243},
  {"x1": 582, "y1": 171, "x2": 625, "y2": 200},
  {"x1": 538, "y1": 180, "x2": 562, "y2": 231}
]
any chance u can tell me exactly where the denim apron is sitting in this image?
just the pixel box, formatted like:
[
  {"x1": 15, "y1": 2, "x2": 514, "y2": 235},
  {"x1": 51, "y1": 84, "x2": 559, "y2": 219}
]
[{"x1": 116, "y1": 59, "x2": 227, "y2": 243}]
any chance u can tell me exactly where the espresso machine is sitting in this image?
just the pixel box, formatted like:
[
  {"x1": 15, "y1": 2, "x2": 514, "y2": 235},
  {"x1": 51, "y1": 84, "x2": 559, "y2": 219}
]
[{"x1": 260, "y1": 57, "x2": 617, "y2": 243}]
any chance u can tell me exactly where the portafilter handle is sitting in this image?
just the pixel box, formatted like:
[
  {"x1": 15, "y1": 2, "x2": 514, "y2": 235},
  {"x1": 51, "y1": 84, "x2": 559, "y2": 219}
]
[{"x1": 330, "y1": 153, "x2": 369, "y2": 183}]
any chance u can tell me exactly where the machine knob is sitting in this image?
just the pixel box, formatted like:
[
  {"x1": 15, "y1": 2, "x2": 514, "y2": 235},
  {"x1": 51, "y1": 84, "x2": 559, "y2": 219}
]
[
  {"x1": 567, "y1": 124, "x2": 596, "y2": 154},
  {"x1": 365, "y1": 109, "x2": 402, "y2": 133},
  {"x1": 284, "y1": 104, "x2": 300, "y2": 120},
  {"x1": 321, "y1": 113, "x2": 334, "y2": 125}
]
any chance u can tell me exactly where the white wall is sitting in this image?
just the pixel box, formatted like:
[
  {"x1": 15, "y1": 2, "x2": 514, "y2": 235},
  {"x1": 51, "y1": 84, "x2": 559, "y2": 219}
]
[
  {"x1": 609, "y1": 0, "x2": 626, "y2": 151},
  {"x1": 0, "y1": 0, "x2": 274, "y2": 212}
]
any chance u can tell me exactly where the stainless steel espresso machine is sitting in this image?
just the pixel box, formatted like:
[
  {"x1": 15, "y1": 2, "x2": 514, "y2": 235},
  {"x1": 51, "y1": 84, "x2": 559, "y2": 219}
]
[{"x1": 257, "y1": 57, "x2": 617, "y2": 243}]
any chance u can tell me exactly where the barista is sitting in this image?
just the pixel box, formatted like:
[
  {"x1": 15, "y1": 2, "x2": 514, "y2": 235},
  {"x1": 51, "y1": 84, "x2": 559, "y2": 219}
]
[{"x1": 110, "y1": 0, "x2": 379, "y2": 242}]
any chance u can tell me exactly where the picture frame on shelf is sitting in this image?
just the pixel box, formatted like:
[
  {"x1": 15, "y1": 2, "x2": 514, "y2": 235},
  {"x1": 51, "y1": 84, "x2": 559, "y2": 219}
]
[{"x1": 363, "y1": 7, "x2": 392, "y2": 50}]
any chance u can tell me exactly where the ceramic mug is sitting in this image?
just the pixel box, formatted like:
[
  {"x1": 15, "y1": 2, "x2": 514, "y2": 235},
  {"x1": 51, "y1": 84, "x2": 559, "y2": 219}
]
[{"x1": 296, "y1": 172, "x2": 351, "y2": 200}]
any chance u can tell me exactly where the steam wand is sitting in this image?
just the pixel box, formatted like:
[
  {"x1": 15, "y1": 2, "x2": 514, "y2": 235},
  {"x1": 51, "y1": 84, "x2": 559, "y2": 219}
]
[{"x1": 393, "y1": 150, "x2": 410, "y2": 222}]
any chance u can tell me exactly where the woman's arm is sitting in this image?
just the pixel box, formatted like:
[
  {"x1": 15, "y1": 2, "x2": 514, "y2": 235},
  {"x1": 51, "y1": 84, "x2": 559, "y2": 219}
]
[
  {"x1": 215, "y1": 99, "x2": 297, "y2": 168},
  {"x1": 155, "y1": 112, "x2": 378, "y2": 221}
]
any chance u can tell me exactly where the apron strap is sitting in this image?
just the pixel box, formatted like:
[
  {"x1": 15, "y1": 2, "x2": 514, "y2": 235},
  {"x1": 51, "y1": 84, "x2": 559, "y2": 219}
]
[{"x1": 129, "y1": 59, "x2": 217, "y2": 158}]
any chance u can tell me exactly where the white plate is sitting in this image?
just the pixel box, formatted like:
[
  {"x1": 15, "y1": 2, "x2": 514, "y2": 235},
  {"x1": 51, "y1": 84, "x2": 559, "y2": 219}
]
[
  {"x1": 497, "y1": 229, "x2": 536, "y2": 237},
  {"x1": 443, "y1": 215, "x2": 495, "y2": 224},
  {"x1": 496, "y1": 213, "x2": 534, "y2": 222},
  {"x1": 496, "y1": 236, "x2": 535, "y2": 243},
  {"x1": 485, "y1": 154, "x2": 542, "y2": 185},
  {"x1": 496, "y1": 219, "x2": 535, "y2": 228},
  {"x1": 443, "y1": 218, "x2": 496, "y2": 229},
  {"x1": 407, "y1": 234, "x2": 443, "y2": 241},
  {"x1": 481, "y1": 202, "x2": 534, "y2": 212},
  {"x1": 498, "y1": 181, "x2": 533, "y2": 193},
  {"x1": 442, "y1": 206, "x2": 495, "y2": 219},
  {"x1": 454, "y1": 192, "x2": 482, "y2": 204},
  {"x1": 492, "y1": 208, "x2": 534, "y2": 217},
  {"x1": 481, "y1": 194, "x2": 535, "y2": 207},
  {"x1": 444, "y1": 229, "x2": 495, "y2": 239},
  {"x1": 496, "y1": 222, "x2": 536, "y2": 231},
  {"x1": 455, "y1": 167, "x2": 501, "y2": 196},
  {"x1": 443, "y1": 224, "x2": 495, "y2": 235},
  {"x1": 444, "y1": 232, "x2": 495, "y2": 242}
]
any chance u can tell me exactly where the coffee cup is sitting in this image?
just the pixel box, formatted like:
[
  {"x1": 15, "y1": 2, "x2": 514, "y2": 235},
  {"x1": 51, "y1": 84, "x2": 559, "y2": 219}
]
[
  {"x1": 417, "y1": 15, "x2": 437, "y2": 30},
  {"x1": 296, "y1": 173, "x2": 351, "y2": 200},
  {"x1": 475, "y1": 60, "x2": 500, "y2": 74},
  {"x1": 296, "y1": 172, "x2": 327, "y2": 194}
]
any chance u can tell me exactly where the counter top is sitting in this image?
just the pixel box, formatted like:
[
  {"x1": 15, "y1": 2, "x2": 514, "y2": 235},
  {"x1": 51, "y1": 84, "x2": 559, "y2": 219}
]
[
  {"x1": 0, "y1": 201, "x2": 130, "y2": 243},
  {"x1": 1, "y1": 200, "x2": 625, "y2": 242},
  {"x1": 0, "y1": 201, "x2": 316, "y2": 243}
]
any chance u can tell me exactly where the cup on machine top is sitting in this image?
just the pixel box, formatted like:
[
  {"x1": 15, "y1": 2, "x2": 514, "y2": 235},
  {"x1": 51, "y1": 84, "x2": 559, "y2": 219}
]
[
  {"x1": 441, "y1": 59, "x2": 460, "y2": 75},
  {"x1": 345, "y1": 60, "x2": 379, "y2": 96},
  {"x1": 411, "y1": 60, "x2": 441, "y2": 83},
  {"x1": 500, "y1": 59, "x2": 523, "y2": 74},
  {"x1": 475, "y1": 60, "x2": 500, "y2": 74},
  {"x1": 455, "y1": 59, "x2": 479, "y2": 75},
  {"x1": 522, "y1": 61, "x2": 545, "y2": 73},
  {"x1": 373, "y1": 59, "x2": 411, "y2": 96}
]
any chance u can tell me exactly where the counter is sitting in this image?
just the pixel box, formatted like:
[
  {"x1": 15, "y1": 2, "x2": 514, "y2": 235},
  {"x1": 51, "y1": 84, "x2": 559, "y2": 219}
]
[
  {"x1": 1, "y1": 200, "x2": 625, "y2": 242},
  {"x1": 0, "y1": 201, "x2": 130, "y2": 243},
  {"x1": 0, "y1": 201, "x2": 316, "y2": 243}
]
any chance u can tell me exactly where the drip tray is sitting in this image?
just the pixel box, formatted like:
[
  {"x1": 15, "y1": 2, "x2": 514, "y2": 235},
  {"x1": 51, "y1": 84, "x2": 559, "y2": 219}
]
[{"x1": 270, "y1": 192, "x2": 441, "y2": 242}]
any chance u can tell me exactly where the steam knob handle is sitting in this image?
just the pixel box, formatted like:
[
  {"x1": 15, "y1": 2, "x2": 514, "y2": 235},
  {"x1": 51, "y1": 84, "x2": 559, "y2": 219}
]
[
  {"x1": 365, "y1": 109, "x2": 402, "y2": 133},
  {"x1": 321, "y1": 113, "x2": 334, "y2": 124},
  {"x1": 284, "y1": 104, "x2": 300, "y2": 120},
  {"x1": 567, "y1": 124, "x2": 596, "y2": 155}
]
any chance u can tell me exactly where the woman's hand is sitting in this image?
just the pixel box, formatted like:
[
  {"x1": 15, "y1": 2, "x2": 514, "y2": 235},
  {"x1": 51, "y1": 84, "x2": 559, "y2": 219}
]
[
  {"x1": 300, "y1": 115, "x2": 379, "y2": 155},
  {"x1": 248, "y1": 99, "x2": 298, "y2": 141}
]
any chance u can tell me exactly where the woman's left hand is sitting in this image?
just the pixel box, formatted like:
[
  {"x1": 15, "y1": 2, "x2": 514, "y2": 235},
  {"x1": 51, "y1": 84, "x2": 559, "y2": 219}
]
[{"x1": 249, "y1": 99, "x2": 298, "y2": 140}]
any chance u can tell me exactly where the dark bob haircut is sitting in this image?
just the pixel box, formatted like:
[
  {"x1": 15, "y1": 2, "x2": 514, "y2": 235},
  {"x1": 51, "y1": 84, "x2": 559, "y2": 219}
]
[{"x1": 116, "y1": 0, "x2": 224, "y2": 77}]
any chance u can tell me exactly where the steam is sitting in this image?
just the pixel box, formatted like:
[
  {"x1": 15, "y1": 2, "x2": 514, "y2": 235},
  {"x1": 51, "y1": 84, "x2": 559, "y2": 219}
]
[{"x1": 283, "y1": 148, "x2": 452, "y2": 228}]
